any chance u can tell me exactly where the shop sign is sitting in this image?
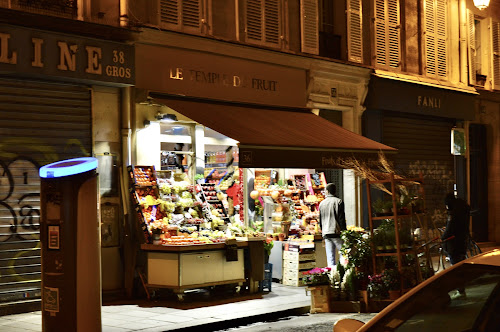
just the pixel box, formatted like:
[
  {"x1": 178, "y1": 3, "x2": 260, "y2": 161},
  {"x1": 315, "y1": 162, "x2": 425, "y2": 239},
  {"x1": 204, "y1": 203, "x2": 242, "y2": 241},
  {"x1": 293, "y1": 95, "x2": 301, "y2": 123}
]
[
  {"x1": 136, "y1": 44, "x2": 306, "y2": 108},
  {"x1": 0, "y1": 25, "x2": 134, "y2": 85},
  {"x1": 366, "y1": 76, "x2": 475, "y2": 120}
]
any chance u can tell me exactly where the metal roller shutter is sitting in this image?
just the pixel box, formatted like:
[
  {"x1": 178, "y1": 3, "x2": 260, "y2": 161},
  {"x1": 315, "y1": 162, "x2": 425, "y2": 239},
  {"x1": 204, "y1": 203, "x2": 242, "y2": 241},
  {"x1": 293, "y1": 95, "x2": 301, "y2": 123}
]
[
  {"x1": 383, "y1": 111, "x2": 454, "y2": 225},
  {"x1": 0, "y1": 78, "x2": 91, "y2": 313}
]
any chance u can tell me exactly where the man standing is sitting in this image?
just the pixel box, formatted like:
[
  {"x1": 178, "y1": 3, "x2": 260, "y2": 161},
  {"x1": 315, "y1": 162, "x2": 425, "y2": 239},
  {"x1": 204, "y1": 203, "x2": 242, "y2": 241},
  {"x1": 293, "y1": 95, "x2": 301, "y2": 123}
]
[{"x1": 319, "y1": 183, "x2": 347, "y2": 268}]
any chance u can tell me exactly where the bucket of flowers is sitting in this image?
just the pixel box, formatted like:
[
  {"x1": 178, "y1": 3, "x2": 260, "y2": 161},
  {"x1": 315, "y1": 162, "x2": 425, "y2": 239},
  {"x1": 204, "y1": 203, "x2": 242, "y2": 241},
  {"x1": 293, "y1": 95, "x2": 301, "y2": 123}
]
[
  {"x1": 302, "y1": 267, "x2": 332, "y2": 286},
  {"x1": 303, "y1": 267, "x2": 332, "y2": 313}
]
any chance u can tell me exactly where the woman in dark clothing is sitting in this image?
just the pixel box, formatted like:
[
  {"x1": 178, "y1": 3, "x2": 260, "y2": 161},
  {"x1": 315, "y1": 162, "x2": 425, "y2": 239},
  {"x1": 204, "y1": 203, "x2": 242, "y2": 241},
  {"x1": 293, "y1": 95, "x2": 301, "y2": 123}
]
[{"x1": 441, "y1": 193, "x2": 470, "y2": 265}]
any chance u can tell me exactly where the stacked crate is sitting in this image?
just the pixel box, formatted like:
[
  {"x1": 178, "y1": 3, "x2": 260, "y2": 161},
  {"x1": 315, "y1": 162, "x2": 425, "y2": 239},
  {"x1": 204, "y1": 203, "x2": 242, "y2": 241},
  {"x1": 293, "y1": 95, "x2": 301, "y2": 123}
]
[{"x1": 282, "y1": 250, "x2": 316, "y2": 286}]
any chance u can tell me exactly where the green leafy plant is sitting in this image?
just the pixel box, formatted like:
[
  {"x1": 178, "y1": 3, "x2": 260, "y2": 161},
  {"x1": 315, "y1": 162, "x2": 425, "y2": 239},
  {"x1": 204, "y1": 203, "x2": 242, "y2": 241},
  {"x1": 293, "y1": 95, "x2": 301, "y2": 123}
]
[
  {"x1": 372, "y1": 230, "x2": 386, "y2": 249},
  {"x1": 382, "y1": 269, "x2": 400, "y2": 291},
  {"x1": 264, "y1": 238, "x2": 274, "y2": 257},
  {"x1": 340, "y1": 226, "x2": 372, "y2": 270},
  {"x1": 368, "y1": 273, "x2": 387, "y2": 299},
  {"x1": 372, "y1": 198, "x2": 385, "y2": 215}
]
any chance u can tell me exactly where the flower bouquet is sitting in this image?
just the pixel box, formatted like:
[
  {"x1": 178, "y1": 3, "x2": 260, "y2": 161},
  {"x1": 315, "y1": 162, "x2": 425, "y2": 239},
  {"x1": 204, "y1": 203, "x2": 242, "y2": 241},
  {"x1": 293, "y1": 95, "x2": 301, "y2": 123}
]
[
  {"x1": 367, "y1": 273, "x2": 387, "y2": 299},
  {"x1": 302, "y1": 267, "x2": 332, "y2": 286}
]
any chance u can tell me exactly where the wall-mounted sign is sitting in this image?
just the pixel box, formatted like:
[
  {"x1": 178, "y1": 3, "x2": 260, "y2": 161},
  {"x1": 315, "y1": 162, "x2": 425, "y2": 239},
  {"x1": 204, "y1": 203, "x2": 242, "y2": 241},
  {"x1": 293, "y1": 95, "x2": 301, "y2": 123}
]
[
  {"x1": 366, "y1": 76, "x2": 475, "y2": 120},
  {"x1": 0, "y1": 24, "x2": 134, "y2": 85},
  {"x1": 136, "y1": 44, "x2": 306, "y2": 108},
  {"x1": 451, "y1": 128, "x2": 466, "y2": 155},
  {"x1": 48, "y1": 225, "x2": 60, "y2": 250}
]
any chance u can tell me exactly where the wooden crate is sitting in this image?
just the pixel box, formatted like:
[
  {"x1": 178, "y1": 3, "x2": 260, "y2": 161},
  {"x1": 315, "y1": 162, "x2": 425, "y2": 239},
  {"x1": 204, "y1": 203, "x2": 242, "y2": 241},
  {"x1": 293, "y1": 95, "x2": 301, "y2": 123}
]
[
  {"x1": 282, "y1": 275, "x2": 306, "y2": 287},
  {"x1": 283, "y1": 251, "x2": 315, "y2": 262},
  {"x1": 306, "y1": 285, "x2": 331, "y2": 313},
  {"x1": 283, "y1": 260, "x2": 316, "y2": 270}
]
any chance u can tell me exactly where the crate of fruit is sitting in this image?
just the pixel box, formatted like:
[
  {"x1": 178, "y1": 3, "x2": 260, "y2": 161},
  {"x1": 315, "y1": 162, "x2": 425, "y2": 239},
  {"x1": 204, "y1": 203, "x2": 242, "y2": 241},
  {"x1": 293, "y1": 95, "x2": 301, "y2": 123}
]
[{"x1": 128, "y1": 165, "x2": 158, "y2": 187}]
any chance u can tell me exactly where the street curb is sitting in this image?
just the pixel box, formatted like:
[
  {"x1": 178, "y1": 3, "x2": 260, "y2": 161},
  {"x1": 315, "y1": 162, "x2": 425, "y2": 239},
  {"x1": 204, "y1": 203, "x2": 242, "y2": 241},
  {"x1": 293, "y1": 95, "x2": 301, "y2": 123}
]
[{"x1": 166, "y1": 306, "x2": 311, "y2": 332}]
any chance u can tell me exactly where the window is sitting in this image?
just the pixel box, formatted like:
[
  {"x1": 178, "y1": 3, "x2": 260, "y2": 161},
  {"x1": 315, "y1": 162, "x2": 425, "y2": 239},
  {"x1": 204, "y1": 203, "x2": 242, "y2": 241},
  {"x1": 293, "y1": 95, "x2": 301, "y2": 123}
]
[
  {"x1": 245, "y1": 0, "x2": 282, "y2": 48},
  {"x1": 159, "y1": 0, "x2": 207, "y2": 34},
  {"x1": 423, "y1": 0, "x2": 448, "y2": 80},
  {"x1": 347, "y1": 0, "x2": 363, "y2": 63},
  {"x1": 299, "y1": 1, "x2": 342, "y2": 59},
  {"x1": 373, "y1": 0, "x2": 401, "y2": 69},
  {"x1": 467, "y1": 11, "x2": 488, "y2": 86},
  {"x1": 370, "y1": 264, "x2": 500, "y2": 331}
]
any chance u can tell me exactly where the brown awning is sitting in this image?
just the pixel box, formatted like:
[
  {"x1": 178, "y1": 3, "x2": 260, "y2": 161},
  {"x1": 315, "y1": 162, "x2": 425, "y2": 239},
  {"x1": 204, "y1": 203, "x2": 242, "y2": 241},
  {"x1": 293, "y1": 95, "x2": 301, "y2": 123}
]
[{"x1": 152, "y1": 96, "x2": 397, "y2": 168}]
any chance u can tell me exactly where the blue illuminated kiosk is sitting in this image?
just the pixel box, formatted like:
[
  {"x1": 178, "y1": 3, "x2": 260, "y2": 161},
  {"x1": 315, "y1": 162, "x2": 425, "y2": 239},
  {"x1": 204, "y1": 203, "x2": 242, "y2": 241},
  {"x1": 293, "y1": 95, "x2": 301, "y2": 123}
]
[{"x1": 39, "y1": 157, "x2": 101, "y2": 332}]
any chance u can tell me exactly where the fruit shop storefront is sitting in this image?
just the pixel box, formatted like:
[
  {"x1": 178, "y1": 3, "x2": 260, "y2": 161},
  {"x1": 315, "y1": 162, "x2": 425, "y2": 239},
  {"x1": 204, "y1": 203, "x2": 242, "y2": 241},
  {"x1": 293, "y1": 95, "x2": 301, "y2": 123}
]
[{"x1": 129, "y1": 44, "x2": 395, "y2": 299}]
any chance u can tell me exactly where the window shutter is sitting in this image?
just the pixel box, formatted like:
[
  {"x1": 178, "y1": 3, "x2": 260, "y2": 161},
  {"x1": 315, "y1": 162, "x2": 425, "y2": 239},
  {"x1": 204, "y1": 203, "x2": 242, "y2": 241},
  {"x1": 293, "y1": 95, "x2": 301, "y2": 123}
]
[
  {"x1": 160, "y1": 0, "x2": 180, "y2": 27},
  {"x1": 467, "y1": 10, "x2": 476, "y2": 85},
  {"x1": 300, "y1": 0, "x2": 319, "y2": 55},
  {"x1": 264, "y1": 0, "x2": 280, "y2": 44},
  {"x1": 491, "y1": 20, "x2": 500, "y2": 90},
  {"x1": 182, "y1": 0, "x2": 201, "y2": 29},
  {"x1": 374, "y1": 0, "x2": 400, "y2": 69},
  {"x1": 347, "y1": 0, "x2": 363, "y2": 63},
  {"x1": 423, "y1": 0, "x2": 448, "y2": 79},
  {"x1": 160, "y1": 0, "x2": 202, "y2": 33},
  {"x1": 246, "y1": 0, "x2": 263, "y2": 42},
  {"x1": 245, "y1": 0, "x2": 281, "y2": 47}
]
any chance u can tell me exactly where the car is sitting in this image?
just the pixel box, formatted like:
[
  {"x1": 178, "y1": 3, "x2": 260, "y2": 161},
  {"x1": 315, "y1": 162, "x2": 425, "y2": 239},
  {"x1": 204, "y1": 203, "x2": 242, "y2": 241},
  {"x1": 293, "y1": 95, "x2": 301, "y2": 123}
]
[{"x1": 334, "y1": 249, "x2": 500, "y2": 332}]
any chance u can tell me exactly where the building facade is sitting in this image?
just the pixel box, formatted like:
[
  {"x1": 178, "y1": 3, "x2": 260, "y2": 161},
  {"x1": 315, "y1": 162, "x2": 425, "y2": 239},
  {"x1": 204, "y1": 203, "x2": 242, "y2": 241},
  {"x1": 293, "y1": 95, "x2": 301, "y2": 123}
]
[
  {"x1": 1, "y1": 0, "x2": 499, "y2": 315},
  {"x1": 0, "y1": 2, "x2": 135, "y2": 313}
]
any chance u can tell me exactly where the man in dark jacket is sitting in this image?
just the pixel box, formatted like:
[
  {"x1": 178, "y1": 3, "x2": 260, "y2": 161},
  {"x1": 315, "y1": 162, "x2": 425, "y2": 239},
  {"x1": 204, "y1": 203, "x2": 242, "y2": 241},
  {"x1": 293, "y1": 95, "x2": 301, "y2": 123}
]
[
  {"x1": 319, "y1": 183, "x2": 347, "y2": 268},
  {"x1": 441, "y1": 193, "x2": 470, "y2": 265}
]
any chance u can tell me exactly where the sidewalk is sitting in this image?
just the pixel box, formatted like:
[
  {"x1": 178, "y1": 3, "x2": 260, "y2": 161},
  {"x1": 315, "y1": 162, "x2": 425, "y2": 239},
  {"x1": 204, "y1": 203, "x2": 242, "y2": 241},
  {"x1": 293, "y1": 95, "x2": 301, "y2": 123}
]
[{"x1": 0, "y1": 283, "x2": 311, "y2": 332}]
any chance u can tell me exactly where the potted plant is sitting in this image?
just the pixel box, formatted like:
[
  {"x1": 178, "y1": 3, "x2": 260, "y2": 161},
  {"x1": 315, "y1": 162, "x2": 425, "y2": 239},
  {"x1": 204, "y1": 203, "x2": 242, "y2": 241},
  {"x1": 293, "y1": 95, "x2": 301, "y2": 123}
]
[
  {"x1": 382, "y1": 269, "x2": 401, "y2": 300},
  {"x1": 372, "y1": 198, "x2": 385, "y2": 217},
  {"x1": 372, "y1": 230, "x2": 386, "y2": 252},
  {"x1": 303, "y1": 267, "x2": 333, "y2": 313},
  {"x1": 367, "y1": 273, "x2": 387, "y2": 299},
  {"x1": 382, "y1": 200, "x2": 394, "y2": 215},
  {"x1": 302, "y1": 267, "x2": 332, "y2": 286},
  {"x1": 263, "y1": 238, "x2": 274, "y2": 264},
  {"x1": 340, "y1": 226, "x2": 372, "y2": 272}
]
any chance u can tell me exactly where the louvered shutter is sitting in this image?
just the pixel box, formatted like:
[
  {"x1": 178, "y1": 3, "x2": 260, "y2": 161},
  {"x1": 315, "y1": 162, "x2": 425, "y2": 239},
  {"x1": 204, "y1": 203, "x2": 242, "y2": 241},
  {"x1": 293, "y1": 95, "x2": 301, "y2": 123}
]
[
  {"x1": 160, "y1": 0, "x2": 180, "y2": 27},
  {"x1": 300, "y1": 0, "x2": 319, "y2": 55},
  {"x1": 467, "y1": 10, "x2": 476, "y2": 85},
  {"x1": 423, "y1": 0, "x2": 448, "y2": 79},
  {"x1": 374, "y1": 0, "x2": 400, "y2": 69},
  {"x1": 491, "y1": 20, "x2": 500, "y2": 90},
  {"x1": 347, "y1": 0, "x2": 363, "y2": 63},
  {"x1": 160, "y1": 0, "x2": 202, "y2": 33},
  {"x1": 245, "y1": 0, "x2": 281, "y2": 47}
]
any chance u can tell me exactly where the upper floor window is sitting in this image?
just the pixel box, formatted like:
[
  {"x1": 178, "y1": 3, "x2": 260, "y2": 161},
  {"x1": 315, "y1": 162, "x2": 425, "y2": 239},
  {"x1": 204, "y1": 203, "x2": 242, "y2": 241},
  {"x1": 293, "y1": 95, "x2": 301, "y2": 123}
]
[
  {"x1": 8, "y1": 0, "x2": 77, "y2": 18},
  {"x1": 245, "y1": 0, "x2": 282, "y2": 48},
  {"x1": 423, "y1": 0, "x2": 448, "y2": 80},
  {"x1": 159, "y1": 0, "x2": 209, "y2": 34},
  {"x1": 373, "y1": 0, "x2": 401, "y2": 70}
]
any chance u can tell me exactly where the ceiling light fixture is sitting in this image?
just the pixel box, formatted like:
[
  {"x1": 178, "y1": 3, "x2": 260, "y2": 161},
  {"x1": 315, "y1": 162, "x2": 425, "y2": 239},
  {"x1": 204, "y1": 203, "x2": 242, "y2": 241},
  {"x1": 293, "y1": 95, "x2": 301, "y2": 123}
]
[{"x1": 473, "y1": 0, "x2": 490, "y2": 10}]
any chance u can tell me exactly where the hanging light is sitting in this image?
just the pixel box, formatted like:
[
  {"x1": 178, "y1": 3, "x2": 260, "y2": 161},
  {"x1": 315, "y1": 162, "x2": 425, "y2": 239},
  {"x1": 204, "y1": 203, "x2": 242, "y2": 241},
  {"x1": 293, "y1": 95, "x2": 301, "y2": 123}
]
[{"x1": 473, "y1": 0, "x2": 490, "y2": 10}]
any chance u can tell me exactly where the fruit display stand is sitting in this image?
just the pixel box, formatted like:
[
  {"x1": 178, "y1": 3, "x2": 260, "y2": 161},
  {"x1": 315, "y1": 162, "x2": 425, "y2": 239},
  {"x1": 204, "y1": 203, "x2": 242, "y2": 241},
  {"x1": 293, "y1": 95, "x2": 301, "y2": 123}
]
[
  {"x1": 140, "y1": 241, "x2": 247, "y2": 301},
  {"x1": 128, "y1": 165, "x2": 255, "y2": 300}
]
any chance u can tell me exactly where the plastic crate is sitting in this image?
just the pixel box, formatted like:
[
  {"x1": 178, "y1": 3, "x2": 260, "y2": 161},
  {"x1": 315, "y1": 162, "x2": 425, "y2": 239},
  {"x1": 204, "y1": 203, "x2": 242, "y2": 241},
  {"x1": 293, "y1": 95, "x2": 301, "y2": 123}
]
[{"x1": 259, "y1": 263, "x2": 273, "y2": 292}]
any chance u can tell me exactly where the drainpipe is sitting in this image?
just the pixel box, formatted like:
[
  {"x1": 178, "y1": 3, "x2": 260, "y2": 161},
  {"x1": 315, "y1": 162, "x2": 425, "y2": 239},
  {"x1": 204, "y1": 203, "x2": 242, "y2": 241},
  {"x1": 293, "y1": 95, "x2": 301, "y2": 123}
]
[
  {"x1": 459, "y1": 0, "x2": 468, "y2": 84},
  {"x1": 120, "y1": 0, "x2": 129, "y2": 27}
]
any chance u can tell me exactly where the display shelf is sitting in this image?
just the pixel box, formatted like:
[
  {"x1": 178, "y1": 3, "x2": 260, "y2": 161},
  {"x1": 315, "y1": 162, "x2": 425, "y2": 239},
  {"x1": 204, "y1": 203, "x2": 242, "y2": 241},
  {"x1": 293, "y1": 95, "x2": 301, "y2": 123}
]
[
  {"x1": 198, "y1": 183, "x2": 229, "y2": 221},
  {"x1": 366, "y1": 172, "x2": 427, "y2": 291}
]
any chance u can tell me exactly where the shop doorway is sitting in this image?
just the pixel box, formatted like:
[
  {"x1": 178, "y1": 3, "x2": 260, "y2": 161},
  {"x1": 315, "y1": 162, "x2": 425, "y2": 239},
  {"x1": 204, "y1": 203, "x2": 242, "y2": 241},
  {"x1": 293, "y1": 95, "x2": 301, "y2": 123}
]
[{"x1": 469, "y1": 124, "x2": 488, "y2": 242}]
